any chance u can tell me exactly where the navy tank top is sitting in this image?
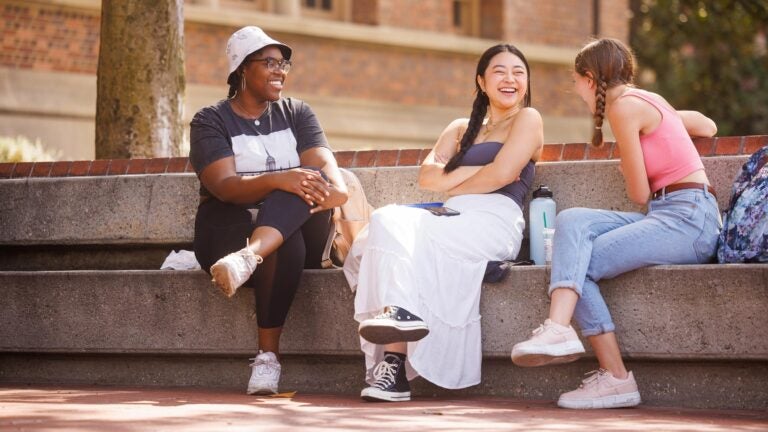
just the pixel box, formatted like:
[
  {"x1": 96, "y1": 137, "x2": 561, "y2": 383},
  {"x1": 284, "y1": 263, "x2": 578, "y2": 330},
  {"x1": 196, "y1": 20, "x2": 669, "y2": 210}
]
[{"x1": 458, "y1": 141, "x2": 535, "y2": 208}]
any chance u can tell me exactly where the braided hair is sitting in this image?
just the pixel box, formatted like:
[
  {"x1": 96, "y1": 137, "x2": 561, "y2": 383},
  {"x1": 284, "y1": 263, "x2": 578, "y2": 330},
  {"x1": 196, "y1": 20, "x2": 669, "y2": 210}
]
[
  {"x1": 444, "y1": 44, "x2": 532, "y2": 173},
  {"x1": 574, "y1": 38, "x2": 635, "y2": 147},
  {"x1": 226, "y1": 51, "x2": 260, "y2": 98}
]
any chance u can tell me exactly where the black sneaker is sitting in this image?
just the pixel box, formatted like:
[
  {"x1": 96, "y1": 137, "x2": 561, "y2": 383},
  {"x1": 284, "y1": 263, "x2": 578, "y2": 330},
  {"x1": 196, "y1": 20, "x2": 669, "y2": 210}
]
[
  {"x1": 361, "y1": 352, "x2": 411, "y2": 402},
  {"x1": 358, "y1": 306, "x2": 429, "y2": 344}
]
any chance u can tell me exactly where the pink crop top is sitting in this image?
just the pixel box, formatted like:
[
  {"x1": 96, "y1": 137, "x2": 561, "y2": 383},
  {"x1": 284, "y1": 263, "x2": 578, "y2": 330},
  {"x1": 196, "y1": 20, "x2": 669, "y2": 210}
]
[{"x1": 619, "y1": 89, "x2": 704, "y2": 193}]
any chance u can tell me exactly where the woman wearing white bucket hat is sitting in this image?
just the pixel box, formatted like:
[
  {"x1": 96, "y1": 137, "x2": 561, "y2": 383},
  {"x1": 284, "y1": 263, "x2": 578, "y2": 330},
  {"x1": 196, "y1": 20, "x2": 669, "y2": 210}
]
[{"x1": 189, "y1": 26, "x2": 348, "y2": 395}]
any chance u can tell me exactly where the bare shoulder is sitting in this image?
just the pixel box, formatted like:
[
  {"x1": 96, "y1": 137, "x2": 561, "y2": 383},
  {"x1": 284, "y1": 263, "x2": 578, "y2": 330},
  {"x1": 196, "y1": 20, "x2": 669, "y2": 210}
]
[
  {"x1": 516, "y1": 107, "x2": 543, "y2": 124},
  {"x1": 446, "y1": 117, "x2": 470, "y2": 132},
  {"x1": 609, "y1": 94, "x2": 647, "y2": 119}
]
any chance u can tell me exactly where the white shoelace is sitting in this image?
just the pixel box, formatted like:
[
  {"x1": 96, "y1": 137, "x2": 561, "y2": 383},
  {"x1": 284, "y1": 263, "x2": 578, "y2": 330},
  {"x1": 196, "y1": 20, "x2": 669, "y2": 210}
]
[
  {"x1": 531, "y1": 324, "x2": 546, "y2": 336},
  {"x1": 249, "y1": 356, "x2": 279, "y2": 376},
  {"x1": 374, "y1": 307, "x2": 397, "y2": 320},
  {"x1": 372, "y1": 360, "x2": 397, "y2": 389},
  {"x1": 579, "y1": 368, "x2": 609, "y2": 388},
  {"x1": 240, "y1": 238, "x2": 264, "y2": 271}
]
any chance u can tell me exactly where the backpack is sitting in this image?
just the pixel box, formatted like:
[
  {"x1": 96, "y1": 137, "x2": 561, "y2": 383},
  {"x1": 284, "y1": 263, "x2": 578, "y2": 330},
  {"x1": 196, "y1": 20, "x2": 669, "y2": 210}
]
[
  {"x1": 717, "y1": 145, "x2": 768, "y2": 263},
  {"x1": 321, "y1": 168, "x2": 374, "y2": 268}
]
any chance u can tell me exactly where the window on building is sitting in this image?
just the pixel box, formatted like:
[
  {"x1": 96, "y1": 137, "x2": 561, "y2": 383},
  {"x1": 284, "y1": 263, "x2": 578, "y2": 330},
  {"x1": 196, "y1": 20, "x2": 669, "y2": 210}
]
[
  {"x1": 452, "y1": 0, "x2": 479, "y2": 37},
  {"x1": 302, "y1": 0, "x2": 346, "y2": 19}
]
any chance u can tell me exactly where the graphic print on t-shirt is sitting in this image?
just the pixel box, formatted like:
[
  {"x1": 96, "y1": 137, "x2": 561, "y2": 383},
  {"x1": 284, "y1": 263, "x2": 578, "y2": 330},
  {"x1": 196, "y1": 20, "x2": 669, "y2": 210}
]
[{"x1": 231, "y1": 128, "x2": 300, "y2": 175}]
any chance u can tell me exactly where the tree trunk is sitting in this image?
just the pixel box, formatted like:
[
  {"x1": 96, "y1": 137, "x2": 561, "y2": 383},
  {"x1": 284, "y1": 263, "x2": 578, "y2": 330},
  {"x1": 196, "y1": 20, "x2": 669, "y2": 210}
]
[{"x1": 95, "y1": 0, "x2": 185, "y2": 159}]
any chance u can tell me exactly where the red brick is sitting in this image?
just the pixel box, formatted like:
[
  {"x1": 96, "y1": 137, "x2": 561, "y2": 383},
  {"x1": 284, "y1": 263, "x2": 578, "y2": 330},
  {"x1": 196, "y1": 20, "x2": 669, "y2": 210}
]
[
  {"x1": 333, "y1": 151, "x2": 355, "y2": 168},
  {"x1": 0, "y1": 163, "x2": 15, "y2": 179},
  {"x1": 743, "y1": 135, "x2": 768, "y2": 155},
  {"x1": 586, "y1": 142, "x2": 611, "y2": 160},
  {"x1": 126, "y1": 158, "x2": 149, "y2": 175},
  {"x1": 562, "y1": 143, "x2": 586, "y2": 161},
  {"x1": 49, "y1": 161, "x2": 71, "y2": 177},
  {"x1": 397, "y1": 149, "x2": 421, "y2": 166},
  {"x1": 30, "y1": 162, "x2": 53, "y2": 177},
  {"x1": 107, "y1": 159, "x2": 129, "y2": 175},
  {"x1": 85, "y1": 160, "x2": 106, "y2": 176},
  {"x1": 715, "y1": 136, "x2": 742, "y2": 155},
  {"x1": 12, "y1": 162, "x2": 34, "y2": 178},
  {"x1": 609, "y1": 142, "x2": 621, "y2": 159},
  {"x1": 374, "y1": 150, "x2": 398, "y2": 167},
  {"x1": 353, "y1": 150, "x2": 377, "y2": 167},
  {"x1": 692, "y1": 137, "x2": 715, "y2": 156},
  {"x1": 184, "y1": 160, "x2": 194, "y2": 172},
  {"x1": 67, "y1": 160, "x2": 91, "y2": 176},
  {"x1": 167, "y1": 157, "x2": 188, "y2": 173},
  {"x1": 146, "y1": 158, "x2": 169, "y2": 174},
  {"x1": 541, "y1": 144, "x2": 563, "y2": 162}
]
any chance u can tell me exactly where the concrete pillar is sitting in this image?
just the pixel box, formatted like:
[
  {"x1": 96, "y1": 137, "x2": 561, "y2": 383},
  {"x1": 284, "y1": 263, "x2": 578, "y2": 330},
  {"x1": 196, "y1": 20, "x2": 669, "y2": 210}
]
[{"x1": 274, "y1": 0, "x2": 300, "y2": 16}]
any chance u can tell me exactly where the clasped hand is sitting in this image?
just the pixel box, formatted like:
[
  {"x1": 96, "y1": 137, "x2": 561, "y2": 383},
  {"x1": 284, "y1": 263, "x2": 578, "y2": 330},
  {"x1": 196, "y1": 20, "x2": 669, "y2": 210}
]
[{"x1": 279, "y1": 168, "x2": 343, "y2": 213}]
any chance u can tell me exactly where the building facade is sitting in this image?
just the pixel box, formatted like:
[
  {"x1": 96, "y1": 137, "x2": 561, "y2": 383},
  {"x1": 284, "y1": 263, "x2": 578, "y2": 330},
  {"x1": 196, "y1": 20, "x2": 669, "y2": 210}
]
[{"x1": 0, "y1": 0, "x2": 629, "y2": 160}]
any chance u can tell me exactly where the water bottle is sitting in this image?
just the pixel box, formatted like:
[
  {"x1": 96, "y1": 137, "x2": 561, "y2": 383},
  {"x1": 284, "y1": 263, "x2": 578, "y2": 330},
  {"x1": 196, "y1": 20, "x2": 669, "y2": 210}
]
[{"x1": 529, "y1": 185, "x2": 556, "y2": 265}]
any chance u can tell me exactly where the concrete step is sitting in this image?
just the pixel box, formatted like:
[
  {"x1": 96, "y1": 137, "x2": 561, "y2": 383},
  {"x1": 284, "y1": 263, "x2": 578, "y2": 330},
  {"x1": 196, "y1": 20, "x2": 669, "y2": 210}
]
[
  {"x1": 3, "y1": 353, "x2": 766, "y2": 411},
  {"x1": 1, "y1": 265, "x2": 766, "y2": 409},
  {"x1": 2, "y1": 266, "x2": 766, "y2": 359}
]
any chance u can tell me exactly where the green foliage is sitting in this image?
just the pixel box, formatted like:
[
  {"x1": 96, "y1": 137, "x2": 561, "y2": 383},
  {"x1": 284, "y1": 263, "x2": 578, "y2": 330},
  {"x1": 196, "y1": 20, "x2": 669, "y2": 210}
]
[
  {"x1": 0, "y1": 136, "x2": 62, "y2": 163},
  {"x1": 630, "y1": 0, "x2": 768, "y2": 136}
]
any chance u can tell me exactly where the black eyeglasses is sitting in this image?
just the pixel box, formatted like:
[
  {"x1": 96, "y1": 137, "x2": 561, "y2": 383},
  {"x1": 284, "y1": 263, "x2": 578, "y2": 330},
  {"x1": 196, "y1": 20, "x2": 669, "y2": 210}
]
[{"x1": 248, "y1": 57, "x2": 292, "y2": 73}]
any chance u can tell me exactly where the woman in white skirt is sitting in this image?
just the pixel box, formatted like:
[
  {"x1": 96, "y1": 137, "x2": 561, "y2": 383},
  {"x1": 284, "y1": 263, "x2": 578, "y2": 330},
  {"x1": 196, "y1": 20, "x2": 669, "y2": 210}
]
[{"x1": 344, "y1": 44, "x2": 544, "y2": 402}]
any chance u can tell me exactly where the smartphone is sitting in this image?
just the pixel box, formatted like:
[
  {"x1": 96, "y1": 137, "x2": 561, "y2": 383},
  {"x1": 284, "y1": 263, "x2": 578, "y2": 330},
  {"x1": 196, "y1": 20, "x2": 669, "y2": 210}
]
[{"x1": 426, "y1": 206, "x2": 460, "y2": 216}]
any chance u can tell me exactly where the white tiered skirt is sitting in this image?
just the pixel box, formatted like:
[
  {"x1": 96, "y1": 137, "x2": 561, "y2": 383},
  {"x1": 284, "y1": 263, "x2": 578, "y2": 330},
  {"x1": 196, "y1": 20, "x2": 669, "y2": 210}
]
[{"x1": 344, "y1": 193, "x2": 524, "y2": 389}]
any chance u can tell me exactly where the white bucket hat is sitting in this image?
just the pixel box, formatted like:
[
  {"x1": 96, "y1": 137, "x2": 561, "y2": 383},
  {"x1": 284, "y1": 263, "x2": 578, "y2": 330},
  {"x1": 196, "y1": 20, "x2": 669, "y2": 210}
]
[{"x1": 225, "y1": 26, "x2": 292, "y2": 79}]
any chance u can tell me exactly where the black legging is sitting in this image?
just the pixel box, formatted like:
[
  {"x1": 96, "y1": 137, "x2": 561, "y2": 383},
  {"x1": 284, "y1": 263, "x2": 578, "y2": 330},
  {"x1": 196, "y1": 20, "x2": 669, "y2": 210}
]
[{"x1": 194, "y1": 189, "x2": 332, "y2": 328}]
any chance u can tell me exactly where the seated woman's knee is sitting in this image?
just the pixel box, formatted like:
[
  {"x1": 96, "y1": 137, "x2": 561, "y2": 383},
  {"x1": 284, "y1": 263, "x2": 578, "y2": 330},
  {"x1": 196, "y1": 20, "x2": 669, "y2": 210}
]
[{"x1": 555, "y1": 208, "x2": 596, "y2": 231}]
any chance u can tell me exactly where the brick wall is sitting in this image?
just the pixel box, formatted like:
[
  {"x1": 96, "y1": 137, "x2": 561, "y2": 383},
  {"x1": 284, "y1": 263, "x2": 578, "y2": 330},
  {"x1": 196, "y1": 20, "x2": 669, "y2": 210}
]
[
  {"x1": 0, "y1": 2, "x2": 99, "y2": 73},
  {"x1": 504, "y1": 0, "x2": 606, "y2": 47},
  {"x1": 378, "y1": 0, "x2": 454, "y2": 33},
  {"x1": 2, "y1": 1, "x2": 591, "y2": 115},
  {"x1": 2, "y1": 136, "x2": 763, "y2": 179},
  {"x1": 351, "y1": 0, "x2": 378, "y2": 25}
]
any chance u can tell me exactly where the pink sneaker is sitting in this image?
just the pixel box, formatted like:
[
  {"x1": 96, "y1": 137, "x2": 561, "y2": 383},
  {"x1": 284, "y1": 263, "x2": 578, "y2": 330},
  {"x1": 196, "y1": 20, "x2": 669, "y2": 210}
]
[
  {"x1": 558, "y1": 369, "x2": 642, "y2": 409},
  {"x1": 511, "y1": 319, "x2": 585, "y2": 367},
  {"x1": 210, "y1": 244, "x2": 263, "y2": 298}
]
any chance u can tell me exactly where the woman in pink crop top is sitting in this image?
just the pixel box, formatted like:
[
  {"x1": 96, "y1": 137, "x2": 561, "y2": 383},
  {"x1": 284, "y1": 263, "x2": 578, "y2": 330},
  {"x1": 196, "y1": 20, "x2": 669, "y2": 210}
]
[{"x1": 510, "y1": 38, "x2": 722, "y2": 409}]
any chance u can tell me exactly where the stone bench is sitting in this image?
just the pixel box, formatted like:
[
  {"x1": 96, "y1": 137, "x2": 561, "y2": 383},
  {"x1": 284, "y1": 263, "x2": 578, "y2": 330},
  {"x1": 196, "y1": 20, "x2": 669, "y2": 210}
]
[{"x1": 1, "y1": 155, "x2": 767, "y2": 409}]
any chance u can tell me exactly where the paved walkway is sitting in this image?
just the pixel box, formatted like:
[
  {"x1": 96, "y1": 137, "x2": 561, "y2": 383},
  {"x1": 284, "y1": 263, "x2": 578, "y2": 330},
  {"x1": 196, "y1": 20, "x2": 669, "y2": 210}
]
[{"x1": 2, "y1": 385, "x2": 767, "y2": 432}]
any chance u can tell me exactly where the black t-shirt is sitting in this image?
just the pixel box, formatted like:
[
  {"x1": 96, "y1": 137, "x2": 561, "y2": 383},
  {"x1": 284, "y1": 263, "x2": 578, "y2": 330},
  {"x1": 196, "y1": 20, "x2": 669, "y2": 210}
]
[{"x1": 189, "y1": 97, "x2": 330, "y2": 197}]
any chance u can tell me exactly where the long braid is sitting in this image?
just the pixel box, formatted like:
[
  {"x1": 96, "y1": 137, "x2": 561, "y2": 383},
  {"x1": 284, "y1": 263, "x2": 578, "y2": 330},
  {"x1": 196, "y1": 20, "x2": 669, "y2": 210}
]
[
  {"x1": 592, "y1": 79, "x2": 608, "y2": 147},
  {"x1": 444, "y1": 92, "x2": 488, "y2": 173}
]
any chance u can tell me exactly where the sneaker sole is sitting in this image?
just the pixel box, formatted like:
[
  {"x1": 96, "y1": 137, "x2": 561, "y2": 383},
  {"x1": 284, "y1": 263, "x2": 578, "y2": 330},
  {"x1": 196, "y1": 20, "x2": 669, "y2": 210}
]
[
  {"x1": 557, "y1": 391, "x2": 642, "y2": 409},
  {"x1": 358, "y1": 322, "x2": 429, "y2": 345},
  {"x1": 511, "y1": 341, "x2": 585, "y2": 367},
  {"x1": 210, "y1": 263, "x2": 237, "y2": 298},
  {"x1": 360, "y1": 387, "x2": 411, "y2": 402},
  {"x1": 247, "y1": 387, "x2": 278, "y2": 396}
]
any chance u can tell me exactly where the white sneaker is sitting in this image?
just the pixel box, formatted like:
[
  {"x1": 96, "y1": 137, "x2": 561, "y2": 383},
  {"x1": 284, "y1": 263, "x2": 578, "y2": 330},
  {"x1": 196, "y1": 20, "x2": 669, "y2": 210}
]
[
  {"x1": 210, "y1": 243, "x2": 263, "y2": 298},
  {"x1": 247, "y1": 351, "x2": 281, "y2": 395},
  {"x1": 558, "y1": 369, "x2": 642, "y2": 409},
  {"x1": 511, "y1": 319, "x2": 585, "y2": 367}
]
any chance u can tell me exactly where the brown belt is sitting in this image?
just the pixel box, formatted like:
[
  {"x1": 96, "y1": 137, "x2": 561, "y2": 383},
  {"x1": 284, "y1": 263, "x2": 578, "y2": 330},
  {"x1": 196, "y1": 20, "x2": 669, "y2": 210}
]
[{"x1": 651, "y1": 182, "x2": 716, "y2": 200}]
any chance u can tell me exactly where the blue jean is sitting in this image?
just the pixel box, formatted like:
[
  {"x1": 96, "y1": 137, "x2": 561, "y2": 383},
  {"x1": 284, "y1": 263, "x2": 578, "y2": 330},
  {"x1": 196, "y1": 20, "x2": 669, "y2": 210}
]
[{"x1": 548, "y1": 187, "x2": 721, "y2": 337}]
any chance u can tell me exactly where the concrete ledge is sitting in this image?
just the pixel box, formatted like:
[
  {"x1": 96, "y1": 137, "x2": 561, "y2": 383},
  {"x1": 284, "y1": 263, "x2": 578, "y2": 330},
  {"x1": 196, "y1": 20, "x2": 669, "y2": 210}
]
[
  {"x1": 2, "y1": 265, "x2": 766, "y2": 360},
  {"x1": 0, "y1": 157, "x2": 748, "y2": 246}
]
